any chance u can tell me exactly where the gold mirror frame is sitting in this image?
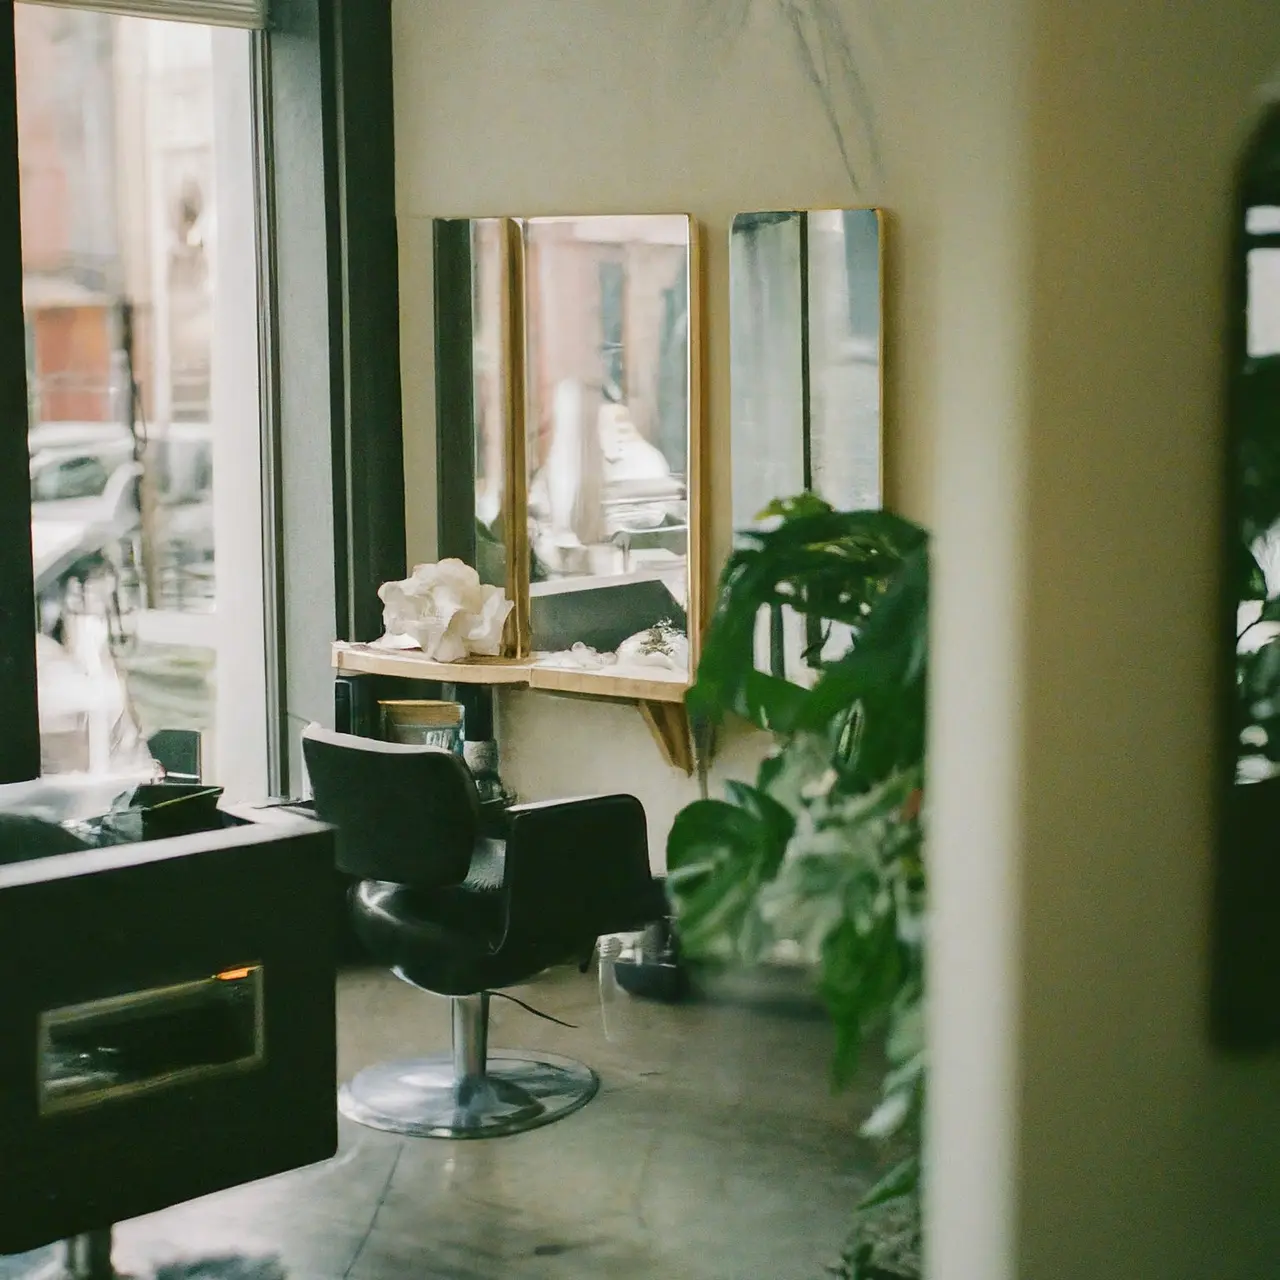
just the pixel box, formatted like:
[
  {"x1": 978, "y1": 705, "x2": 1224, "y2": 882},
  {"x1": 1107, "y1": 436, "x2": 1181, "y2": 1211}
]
[
  {"x1": 730, "y1": 207, "x2": 885, "y2": 526},
  {"x1": 334, "y1": 215, "x2": 705, "y2": 769},
  {"x1": 478, "y1": 214, "x2": 707, "y2": 688},
  {"x1": 729, "y1": 206, "x2": 885, "y2": 689}
]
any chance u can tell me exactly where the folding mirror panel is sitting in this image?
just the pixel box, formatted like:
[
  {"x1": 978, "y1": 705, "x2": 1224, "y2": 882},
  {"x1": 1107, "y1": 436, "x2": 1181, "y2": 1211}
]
[
  {"x1": 728, "y1": 208, "x2": 885, "y2": 686},
  {"x1": 1214, "y1": 103, "x2": 1280, "y2": 1049},
  {"x1": 435, "y1": 215, "x2": 704, "y2": 696}
]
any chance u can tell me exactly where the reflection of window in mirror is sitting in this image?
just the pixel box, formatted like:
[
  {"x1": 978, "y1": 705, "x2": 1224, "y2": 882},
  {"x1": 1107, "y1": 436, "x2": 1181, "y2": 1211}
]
[
  {"x1": 730, "y1": 212, "x2": 805, "y2": 529},
  {"x1": 1245, "y1": 221, "x2": 1280, "y2": 612},
  {"x1": 1215, "y1": 105, "x2": 1280, "y2": 1051},
  {"x1": 470, "y1": 219, "x2": 508, "y2": 589},
  {"x1": 1247, "y1": 214, "x2": 1280, "y2": 360},
  {"x1": 729, "y1": 209, "x2": 883, "y2": 534},
  {"x1": 730, "y1": 208, "x2": 884, "y2": 687},
  {"x1": 1233, "y1": 113, "x2": 1280, "y2": 784},
  {"x1": 809, "y1": 209, "x2": 881, "y2": 510},
  {"x1": 522, "y1": 215, "x2": 694, "y2": 677}
]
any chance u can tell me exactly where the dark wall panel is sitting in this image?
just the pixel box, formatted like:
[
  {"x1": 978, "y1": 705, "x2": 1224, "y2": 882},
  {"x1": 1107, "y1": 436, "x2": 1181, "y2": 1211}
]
[{"x1": 0, "y1": 1, "x2": 41, "y2": 783}]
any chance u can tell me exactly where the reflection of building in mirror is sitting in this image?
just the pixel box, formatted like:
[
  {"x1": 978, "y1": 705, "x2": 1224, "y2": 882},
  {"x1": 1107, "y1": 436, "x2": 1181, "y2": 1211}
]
[
  {"x1": 730, "y1": 208, "x2": 883, "y2": 530},
  {"x1": 523, "y1": 215, "x2": 694, "y2": 678}
]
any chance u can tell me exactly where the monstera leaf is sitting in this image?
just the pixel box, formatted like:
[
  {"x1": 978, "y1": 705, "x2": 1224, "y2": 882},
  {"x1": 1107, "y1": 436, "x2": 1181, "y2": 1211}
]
[
  {"x1": 668, "y1": 498, "x2": 930, "y2": 1273},
  {"x1": 666, "y1": 782, "x2": 795, "y2": 961},
  {"x1": 687, "y1": 500, "x2": 926, "y2": 736}
]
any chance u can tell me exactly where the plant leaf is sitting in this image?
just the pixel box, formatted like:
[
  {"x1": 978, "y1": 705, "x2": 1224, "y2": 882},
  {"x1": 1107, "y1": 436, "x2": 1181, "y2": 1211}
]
[
  {"x1": 856, "y1": 1155, "x2": 920, "y2": 1212},
  {"x1": 668, "y1": 498, "x2": 931, "y2": 1197},
  {"x1": 691, "y1": 503, "x2": 927, "y2": 733},
  {"x1": 665, "y1": 793, "x2": 794, "y2": 962},
  {"x1": 1239, "y1": 542, "x2": 1269, "y2": 602},
  {"x1": 860, "y1": 1088, "x2": 911, "y2": 1140}
]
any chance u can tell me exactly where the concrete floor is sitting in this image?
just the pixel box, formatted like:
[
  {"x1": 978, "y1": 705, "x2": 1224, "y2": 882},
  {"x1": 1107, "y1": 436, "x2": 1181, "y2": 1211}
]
[{"x1": 8, "y1": 964, "x2": 883, "y2": 1280}]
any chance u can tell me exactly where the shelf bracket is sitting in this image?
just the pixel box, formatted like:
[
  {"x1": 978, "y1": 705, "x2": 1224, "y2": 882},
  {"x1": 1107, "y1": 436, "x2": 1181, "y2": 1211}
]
[{"x1": 637, "y1": 700, "x2": 694, "y2": 774}]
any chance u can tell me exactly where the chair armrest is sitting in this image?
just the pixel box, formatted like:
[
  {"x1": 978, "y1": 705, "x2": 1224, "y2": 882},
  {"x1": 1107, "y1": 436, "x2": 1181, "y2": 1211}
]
[
  {"x1": 505, "y1": 794, "x2": 614, "y2": 815},
  {"x1": 502, "y1": 794, "x2": 661, "y2": 941}
]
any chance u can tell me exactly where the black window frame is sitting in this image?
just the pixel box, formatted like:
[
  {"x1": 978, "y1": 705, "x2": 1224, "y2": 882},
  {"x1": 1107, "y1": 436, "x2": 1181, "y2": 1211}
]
[{"x1": 0, "y1": 0, "x2": 405, "y2": 789}]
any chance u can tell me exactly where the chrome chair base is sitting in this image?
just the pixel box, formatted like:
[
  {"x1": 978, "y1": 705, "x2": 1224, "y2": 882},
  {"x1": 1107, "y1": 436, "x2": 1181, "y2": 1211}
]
[
  {"x1": 338, "y1": 990, "x2": 598, "y2": 1139},
  {"x1": 338, "y1": 1050, "x2": 598, "y2": 1139}
]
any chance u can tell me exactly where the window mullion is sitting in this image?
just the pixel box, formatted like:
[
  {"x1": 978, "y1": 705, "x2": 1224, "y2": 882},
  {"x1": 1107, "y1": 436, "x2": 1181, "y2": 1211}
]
[{"x1": 0, "y1": 0, "x2": 42, "y2": 784}]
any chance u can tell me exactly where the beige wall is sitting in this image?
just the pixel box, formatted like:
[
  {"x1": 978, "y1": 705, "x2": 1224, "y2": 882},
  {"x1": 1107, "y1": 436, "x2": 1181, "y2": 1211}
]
[
  {"x1": 392, "y1": 0, "x2": 937, "y2": 855},
  {"x1": 920, "y1": 0, "x2": 1280, "y2": 1274},
  {"x1": 393, "y1": 0, "x2": 1280, "y2": 1276},
  {"x1": 1014, "y1": 2, "x2": 1280, "y2": 1277}
]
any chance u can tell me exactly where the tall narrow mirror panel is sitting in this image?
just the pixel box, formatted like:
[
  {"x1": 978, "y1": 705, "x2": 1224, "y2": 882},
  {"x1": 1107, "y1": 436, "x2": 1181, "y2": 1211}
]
[
  {"x1": 1216, "y1": 103, "x2": 1280, "y2": 1049},
  {"x1": 472, "y1": 218, "x2": 511, "y2": 590},
  {"x1": 434, "y1": 217, "x2": 519, "y2": 641},
  {"x1": 523, "y1": 215, "x2": 697, "y2": 680},
  {"x1": 730, "y1": 208, "x2": 883, "y2": 528},
  {"x1": 729, "y1": 208, "x2": 884, "y2": 685}
]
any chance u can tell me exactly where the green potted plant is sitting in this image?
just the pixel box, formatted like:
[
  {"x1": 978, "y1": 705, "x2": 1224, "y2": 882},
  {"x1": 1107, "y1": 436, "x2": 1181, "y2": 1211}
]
[{"x1": 666, "y1": 496, "x2": 928, "y2": 1279}]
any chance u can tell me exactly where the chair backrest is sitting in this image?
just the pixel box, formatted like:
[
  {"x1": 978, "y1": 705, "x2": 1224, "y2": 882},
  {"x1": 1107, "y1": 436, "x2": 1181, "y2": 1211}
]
[
  {"x1": 502, "y1": 794, "x2": 655, "y2": 947},
  {"x1": 301, "y1": 724, "x2": 478, "y2": 888}
]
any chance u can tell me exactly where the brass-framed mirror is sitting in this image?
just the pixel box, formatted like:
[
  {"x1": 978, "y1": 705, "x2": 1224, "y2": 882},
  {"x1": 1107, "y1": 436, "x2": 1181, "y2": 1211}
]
[
  {"x1": 729, "y1": 207, "x2": 885, "y2": 686},
  {"x1": 1214, "y1": 101, "x2": 1280, "y2": 1049},
  {"x1": 434, "y1": 214, "x2": 705, "y2": 695},
  {"x1": 434, "y1": 216, "x2": 521, "y2": 604}
]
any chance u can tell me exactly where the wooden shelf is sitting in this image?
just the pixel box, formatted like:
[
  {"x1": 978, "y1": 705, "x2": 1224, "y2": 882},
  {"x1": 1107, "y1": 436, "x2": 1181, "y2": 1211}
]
[
  {"x1": 527, "y1": 664, "x2": 687, "y2": 705},
  {"x1": 331, "y1": 641, "x2": 694, "y2": 771},
  {"x1": 331, "y1": 642, "x2": 688, "y2": 704},
  {"x1": 332, "y1": 644, "x2": 531, "y2": 684}
]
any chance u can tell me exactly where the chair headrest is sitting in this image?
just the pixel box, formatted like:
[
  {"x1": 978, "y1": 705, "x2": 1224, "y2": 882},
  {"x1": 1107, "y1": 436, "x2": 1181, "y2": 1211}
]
[
  {"x1": 301, "y1": 723, "x2": 478, "y2": 888},
  {"x1": 301, "y1": 722, "x2": 454, "y2": 757}
]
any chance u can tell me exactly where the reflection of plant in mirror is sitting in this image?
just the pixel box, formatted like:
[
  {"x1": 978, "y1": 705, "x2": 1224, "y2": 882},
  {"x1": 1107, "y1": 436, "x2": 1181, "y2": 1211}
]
[
  {"x1": 666, "y1": 497, "x2": 927, "y2": 1278},
  {"x1": 637, "y1": 619, "x2": 681, "y2": 659},
  {"x1": 693, "y1": 0, "x2": 878, "y2": 189}
]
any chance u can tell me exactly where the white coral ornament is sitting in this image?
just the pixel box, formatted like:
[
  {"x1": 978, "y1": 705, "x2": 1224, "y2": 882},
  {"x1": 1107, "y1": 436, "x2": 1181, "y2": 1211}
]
[{"x1": 376, "y1": 560, "x2": 513, "y2": 661}]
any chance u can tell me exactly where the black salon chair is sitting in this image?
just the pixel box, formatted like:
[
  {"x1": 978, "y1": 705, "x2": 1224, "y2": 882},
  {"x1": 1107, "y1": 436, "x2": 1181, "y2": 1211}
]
[{"x1": 301, "y1": 724, "x2": 663, "y2": 1140}]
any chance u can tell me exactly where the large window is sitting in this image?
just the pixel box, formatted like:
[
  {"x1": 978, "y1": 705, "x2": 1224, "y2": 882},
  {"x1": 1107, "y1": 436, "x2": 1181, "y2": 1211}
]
[
  {"x1": 16, "y1": 4, "x2": 267, "y2": 793},
  {"x1": 0, "y1": 0, "x2": 404, "y2": 791}
]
